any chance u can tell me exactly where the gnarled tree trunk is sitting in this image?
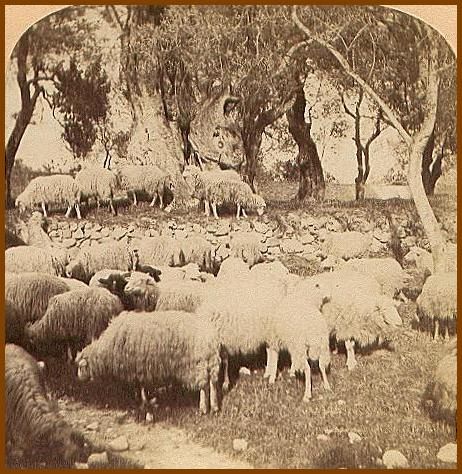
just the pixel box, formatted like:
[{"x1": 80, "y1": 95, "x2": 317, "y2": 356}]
[
  {"x1": 286, "y1": 85, "x2": 325, "y2": 201},
  {"x1": 421, "y1": 128, "x2": 443, "y2": 195}
]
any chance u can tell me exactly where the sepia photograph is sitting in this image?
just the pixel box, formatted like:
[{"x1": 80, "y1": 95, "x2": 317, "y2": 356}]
[{"x1": 4, "y1": 4, "x2": 457, "y2": 469}]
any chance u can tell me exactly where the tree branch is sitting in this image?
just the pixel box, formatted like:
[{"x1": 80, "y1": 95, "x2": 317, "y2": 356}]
[
  {"x1": 292, "y1": 6, "x2": 412, "y2": 147},
  {"x1": 340, "y1": 92, "x2": 355, "y2": 119}
]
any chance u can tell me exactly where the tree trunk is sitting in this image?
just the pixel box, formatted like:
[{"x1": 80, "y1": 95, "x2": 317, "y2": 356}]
[
  {"x1": 242, "y1": 127, "x2": 263, "y2": 193},
  {"x1": 421, "y1": 127, "x2": 436, "y2": 195},
  {"x1": 5, "y1": 30, "x2": 40, "y2": 207},
  {"x1": 407, "y1": 47, "x2": 446, "y2": 273},
  {"x1": 286, "y1": 86, "x2": 325, "y2": 201}
]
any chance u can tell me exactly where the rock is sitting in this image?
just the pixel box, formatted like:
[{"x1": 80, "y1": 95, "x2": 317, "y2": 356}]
[
  {"x1": 86, "y1": 421, "x2": 99, "y2": 431},
  {"x1": 101, "y1": 227, "x2": 110, "y2": 238},
  {"x1": 253, "y1": 221, "x2": 269, "y2": 234},
  {"x1": 259, "y1": 244, "x2": 268, "y2": 254},
  {"x1": 437, "y1": 443, "x2": 457, "y2": 463},
  {"x1": 300, "y1": 233, "x2": 315, "y2": 245},
  {"x1": 69, "y1": 222, "x2": 78, "y2": 232},
  {"x1": 239, "y1": 367, "x2": 251, "y2": 376},
  {"x1": 325, "y1": 218, "x2": 342, "y2": 232},
  {"x1": 280, "y1": 238, "x2": 304, "y2": 254},
  {"x1": 233, "y1": 438, "x2": 248, "y2": 452},
  {"x1": 109, "y1": 435, "x2": 129, "y2": 452},
  {"x1": 348, "y1": 432, "x2": 362, "y2": 444},
  {"x1": 73, "y1": 228, "x2": 85, "y2": 240},
  {"x1": 337, "y1": 399, "x2": 346, "y2": 406},
  {"x1": 87, "y1": 452, "x2": 108, "y2": 468},
  {"x1": 62, "y1": 238, "x2": 77, "y2": 249},
  {"x1": 317, "y1": 228, "x2": 329, "y2": 242},
  {"x1": 49, "y1": 230, "x2": 60, "y2": 239},
  {"x1": 113, "y1": 227, "x2": 127, "y2": 241},
  {"x1": 62, "y1": 229, "x2": 72, "y2": 239},
  {"x1": 382, "y1": 450, "x2": 409, "y2": 469},
  {"x1": 266, "y1": 237, "x2": 280, "y2": 248},
  {"x1": 215, "y1": 244, "x2": 230, "y2": 261},
  {"x1": 373, "y1": 229, "x2": 391, "y2": 243},
  {"x1": 239, "y1": 221, "x2": 252, "y2": 232},
  {"x1": 175, "y1": 229, "x2": 188, "y2": 240},
  {"x1": 215, "y1": 223, "x2": 230, "y2": 237},
  {"x1": 91, "y1": 231, "x2": 102, "y2": 240},
  {"x1": 316, "y1": 434, "x2": 330, "y2": 442}
]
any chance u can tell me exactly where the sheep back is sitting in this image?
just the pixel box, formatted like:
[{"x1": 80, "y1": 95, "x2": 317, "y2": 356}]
[
  {"x1": 5, "y1": 246, "x2": 66, "y2": 276},
  {"x1": 75, "y1": 166, "x2": 119, "y2": 201},
  {"x1": 76, "y1": 311, "x2": 220, "y2": 391},
  {"x1": 416, "y1": 272, "x2": 457, "y2": 322}
]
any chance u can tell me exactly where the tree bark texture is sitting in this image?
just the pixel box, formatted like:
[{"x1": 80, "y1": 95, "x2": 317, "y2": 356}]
[
  {"x1": 5, "y1": 31, "x2": 41, "y2": 207},
  {"x1": 286, "y1": 86, "x2": 325, "y2": 201},
  {"x1": 421, "y1": 128, "x2": 443, "y2": 195}
]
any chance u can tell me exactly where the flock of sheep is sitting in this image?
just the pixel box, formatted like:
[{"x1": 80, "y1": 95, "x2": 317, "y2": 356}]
[
  {"x1": 5, "y1": 223, "x2": 457, "y2": 466},
  {"x1": 14, "y1": 163, "x2": 267, "y2": 219}
]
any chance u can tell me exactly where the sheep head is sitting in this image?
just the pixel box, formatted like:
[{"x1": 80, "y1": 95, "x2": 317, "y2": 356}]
[
  {"x1": 75, "y1": 353, "x2": 92, "y2": 382},
  {"x1": 98, "y1": 272, "x2": 131, "y2": 298},
  {"x1": 123, "y1": 272, "x2": 160, "y2": 312}
]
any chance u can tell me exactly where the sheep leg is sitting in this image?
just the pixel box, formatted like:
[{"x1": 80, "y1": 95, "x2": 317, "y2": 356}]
[
  {"x1": 109, "y1": 198, "x2": 117, "y2": 216},
  {"x1": 41, "y1": 202, "x2": 48, "y2": 217},
  {"x1": 236, "y1": 204, "x2": 241, "y2": 219},
  {"x1": 199, "y1": 383, "x2": 210, "y2": 415},
  {"x1": 66, "y1": 345, "x2": 74, "y2": 364},
  {"x1": 75, "y1": 203, "x2": 81, "y2": 220},
  {"x1": 433, "y1": 319, "x2": 440, "y2": 341},
  {"x1": 345, "y1": 339, "x2": 357, "y2": 371},
  {"x1": 158, "y1": 193, "x2": 164, "y2": 209},
  {"x1": 210, "y1": 378, "x2": 219, "y2": 414},
  {"x1": 65, "y1": 204, "x2": 72, "y2": 218},
  {"x1": 211, "y1": 202, "x2": 219, "y2": 219},
  {"x1": 444, "y1": 322, "x2": 450, "y2": 340},
  {"x1": 242, "y1": 208, "x2": 248, "y2": 218},
  {"x1": 319, "y1": 356, "x2": 332, "y2": 392},
  {"x1": 204, "y1": 200, "x2": 210, "y2": 216},
  {"x1": 150, "y1": 195, "x2": 157, "y2": 207},
  {"x1": 264, "y1": 347, "x2": 279, "y2": 384},
  {"x1": 222, "y1": 353, "x2": 230, "y2": 393},
  {"x1": 132, "y1": 192, "x2": 137, "y2": 206},
  {"x1": 302, "y1": 359, "x2": 312, "y2": 403}
]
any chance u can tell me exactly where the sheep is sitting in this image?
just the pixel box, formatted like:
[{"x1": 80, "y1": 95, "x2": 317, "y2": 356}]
[
  {"x1": 216, "y1": 257, "x2": 251, "y2": 281},
  {"x1": 75, "y1": 310, "x2": 221, "y2": 415},
  {"x1": 424, "y1": 338, "x2": 457, "y2": 425},
  {"x1": 131, "y1": 236, "x2": 184, "y2": 268},
  {"x1": 65, "y1": 240, "x2": 137, "y2": 283},
  {"x1": 416, "y1": 272, "x2": 457, "y2": 340},
  {"x1": 5, "y1": 344, "x2": 85, "y2": 467},
  {"x1": 321, "y1": 231, "x2": 372, "y2": 260},
  {"x1": 74, "y1": 166, "x2": 119, "y2": 215},
  {"x1": 117, "y1": 165, "x2": 175, "y2": 208},
  {"x1": 183, "y1": 165, "x2": 265, "y2": 218},
  {"x1": 5, "y1": 245, "x2": 68, "y2": 276},
  {"x1": 59, "y1": 277, "x2": 89, "y2": 291},
  {"x1": 123, "y1": 271, "x2": 207, "y2": 313},
  {"x1": 15, "y1": 174, "x2": 82, "y2": 219},
  {"x1": 308, "y1": 270, "x2": 402, "y2": 371},
  {"x1": 5, "y1": 272, "x2": 70, "y2": 344},
  {"x1": 25, "y1": 287, "x2": 123, "y2": 361},
  {"x1": 229, "y1": 231, "x2": 263, "y2": 267},
  {"x1": 176, "y1": 235, "x2": 214, "y2": 272},
  {"x1": 403, "y1": 244, "x2": 457, "y2": 275},
  {"x1": 196, "y1": 276, "x2": 331, "y2": 399},
  {"x1": 337, "y1": 257, "x2": 410, "y2": 299}
]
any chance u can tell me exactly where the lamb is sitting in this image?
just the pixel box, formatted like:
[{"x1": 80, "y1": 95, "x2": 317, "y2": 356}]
[
  {"x1": 117, "y1": 165, "x2": 175, "y2": 208},
  {"x1": 308, "y1": 270, "x2": 403, "y2": 371},
  {"x1": 6, "y1": 272, "x2": 70, "y2": 344},
  {"x1": 25, "y1": 287, "x2": 123, "y2": 360},
  {"x1": 337, "y1": 257, "x2": 410, "y2": 299},
  {"x1": 6, "y1": 344, "x2": 85, "y2": 467},
  {"x1": 416, "y1": 272, "x2": 457, "y2": 340},
  {"x1": 15, "y1": 174, "x2": 82, "y2": 219},
  {"x1": 65, "y1": 240, "x2": 137, "y2": 283},
  {"x1": 196, "y1": 276, "x2": 331, "y2": 400},
  {"x1": 74, "y1": 166, "x2": 119, "y2": 215},
  {"x1": 75, "y1": 311, "x2": 221, "y2": 415},
  {"x1": 229, "y1": 231, "x2": 263, "y2": 267},
  {"x1": 5, "y1": 245, "x2": 68, "y2": 276},
  {"x1": 424, "y1": 338, "x2": 457, "y2": 425}
]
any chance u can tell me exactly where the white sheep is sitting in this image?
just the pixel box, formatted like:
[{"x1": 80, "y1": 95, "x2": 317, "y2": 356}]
[
  {"x1": 337, "y1": 257, "x2": 409, "y2": 299},
  {"x1": 229, "y1": 231, "x2": 263, "y2": 267},
  {"x1": 308, "y1": 270, "x2": 403, "y2": 371},
  {"x1": 176, "y1": 235, "x2": 214, "y2": 273},
  {"x1": 65, "y1": 240, "x2": 137, "y2": 283},
  {"x1": 131, "y1": 236, "x2": 184, "y2": 268},
  {"x1": 25, "y1": 287, "x2": 123, "y2": 361},
  {"x1": 6, "y1": 344, "x2": 85, "y2": 467},
  {"x1": 196, "y1": 276, "x2": 331, "y2": 400},
  {"x1": 75, "y1": 310, "x2": 221, "y2": 416},
  {"x1": 403, "y1": 244, "x2": 457, "y2": 275},
  {"x1": 6, "y1": 272, "x2": 70, "y2": 344},
  {"x1": 74, "y1": 166, "x2": 119, "y2": 215},
  {"x1": 183, "y1": 165, "x2": 265, "y2": 218},
  {"x1": 416, "y1": 272, "x2": 457, "y2": 340},
  {"x1": 424, "y1": 338, "x2": 457, "y2": 425},
  {"x1": 5, "y1": 246, "x2": 68, "y2": 276},
  {"x1": 15, "y1": 174, "x2": 82, "y2": 219},
  {"x1": 116, "y1": 165, "x2": 175, "y2": 208}
]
